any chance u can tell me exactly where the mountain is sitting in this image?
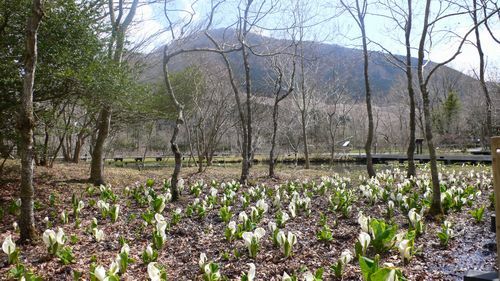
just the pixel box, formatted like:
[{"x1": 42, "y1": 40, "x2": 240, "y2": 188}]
[{"x1": 133, "y1": 29, "x2": 477, "y2": 99}]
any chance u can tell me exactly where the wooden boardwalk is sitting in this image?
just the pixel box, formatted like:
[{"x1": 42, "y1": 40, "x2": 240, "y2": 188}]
[{"x1": 352, "y1": 154, "x2": 492, "y2": 164}]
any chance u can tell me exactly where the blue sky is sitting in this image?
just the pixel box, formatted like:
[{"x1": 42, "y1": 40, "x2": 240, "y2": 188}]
[{"x1": 129, "y1": 0, "x2": 499, "y2": 80}]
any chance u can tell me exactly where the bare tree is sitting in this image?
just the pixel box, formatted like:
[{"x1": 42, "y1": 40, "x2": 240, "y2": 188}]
[
  {"x1": 201, "y1": 0, "x2": 283, "y2": 183},
  {"x1": 187, "y1": 64, "x2": 234, "y2": 172},
  {"x1": 90, "y1": 0, "x2": 139, "y2": 185},
  {"x1": 340, "y1": 0, "x2": 376, "y2": 178},
  {"x1": 268, "y1": 51, "x2": 297, "y2": 177},
  {"x1": 471, "y1": 0, "x2": 492, "y2": 149},
  {"x1": 416, "y1": 0, "x2": 499, "y2": 216},
  {"x1": 375, "y1": 0, "x2": 419, "y2": 177},
  {"x1": 325, "y1": 84, "x2": 354, "y2": 164},
  {"x1": 481, "y1": 0, "x2": 500, "y2": 44},
  {"x1": 162, "y1": 0, "x2": 201, "y2": 200},
  {"x1": 18, "y1": 0, "x2": 43, "y2": 243}
]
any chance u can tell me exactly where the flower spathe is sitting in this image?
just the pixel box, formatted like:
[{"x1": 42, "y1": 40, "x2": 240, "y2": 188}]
[
  {"x1": 146, "y1": 244, "x2": 154, "y2": 257},
  {"x1": 239, "y1": 211, "x2": 248, "y2": 223},
  {"x1": 340, "y1": 249, "x2": 353, "y2": 265},
  {"x1": 242, "y1": 228, "x2": 266, "y2": 258},
  {"x1": 242, "y1": 228, "x2": 266, "y2": 246},
  {"x1": 155, "y1": 213, "x2": 166, "y2": 224},
  {"x1": 303, "y1": 271, "x2": 315, "y2": 281},
  {"x1": 268, "y1": 221, "x2": 277, "y2": 233},
  {"x1": 121, "y1": 243, "x2": 130, "y2": 255},
  {"x1": 276, "y1": 231, "x2": 297, "y2": 258},
  {"x1": 358, "y1": 211, "x2": 370, "y2": 233},
  {"x1": 408, "y1": 208, "x2": 421, "y2": 225},
  {"x1": 242, "y1": 263, "x2": 255, "y2": 281},
  {"x1": 256, "y1": 199, "x2": 268, "y2": 213},
  {"x1": 398, "y1": 239, "x2": 411, "y2": 261},
  {"x1": 228, "y1": 221, "x2": 236, "y2": 232},
  {"x1": 358, "y1": 232, "x2": 371, "y2": 252},
  {"x1": 199, "y1": 252, "x2": 207, "y2": 269},
  {"x1": 94, "y1": 265, "x2": 106, "y2": 281},
  {"x1": 148, "y1": 262, "x2": 162, "y2": 281},
  {"x1": 109, "y1": 260, "x2": 119, "y2": 275},
  {"x1": 42, "y1": 228, "x2": 65, "y2": 249},
  {"x1": 93, "y1": 228, "x2": 105, "y2": 242},
  {"x1": 282, "y1": 272, "x2": 292, "y2": 281},
  {"x1": 2, "y1": 235, "x2": 15, "y2": 255}
]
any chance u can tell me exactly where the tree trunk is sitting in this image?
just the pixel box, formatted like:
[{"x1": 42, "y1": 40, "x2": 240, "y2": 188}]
[
  {"x1": 163, "y1": 45, "x2": 184, "y2": 201},
  {"x1": 472, "y1": 0, "x2": 492, "y2": 149},
  {"x1": 63, "y1": 134, "x2": 72, "y2": 161},
  {"x1": 195, "y1": 127, "x2": 204, "y2": 173},
  {"x1": 184, "y1": 121, "x2": 195, "y2": 167},
  {"x1": 299, "y1": 42, "x2": 310, "y2": 170},
  {"x1": 72, "y1": 133, "x2": 84, "y2": 163},
  {"x1": 269, "y1": 100, "x2": 280, "y2": 178},
  {"x1": 18, "y1": 0, "x2": 43, "y2": 243},
  {"x1": 170, "y1": 124, "x2": 182, "y2": 201},
  {"x1": 421, "y1": 85, "x2": 442, "y2": 216},
  {"x1": 49, "y1": 106, "x2": 75, "y2": 168},
  {"x1": 418, "y1": 0, "x2": 442, "y2": 217},
  {"x1": 39, "y1": 124, "x2": 49, "y2": 166},
  {"x1": 301, "y1": 109, "x2": 310, "y2": 169},
  {"x1": 90, "y1": 106, "x2": 111, "y2": 185},
  {"x1": 359, "y1": 10, "x2": 376, "y2": 178},
  {"x1": 207, "y1": 150, "x2": 215, "y2": 166},
  {"x1": 328, "y1": 114, "x2": 336, "y2": 166},
  {"x1": 89, "y1": 0, "x2": 138, "y2": 184},
  {"x1": 62, "y1": 139, "x2": 70, "y2": 161},
  {"x1": 32, "y1": 135, "x2": 40, "y2": 165},
  {"x1": 405, "y1": 0, "x2": 417, "y2": 178},
  {"x1": 241, "y1": 42, "x2": 252, "y2": 184}
]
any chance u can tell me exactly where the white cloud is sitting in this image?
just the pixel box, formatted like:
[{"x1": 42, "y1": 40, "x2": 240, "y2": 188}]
[
  {"x1": 428, "y1": 26, "x2": 499, "y2": 79},
  {"x1": 128, "y1": 3, "x2": 170, "y2": 52}
]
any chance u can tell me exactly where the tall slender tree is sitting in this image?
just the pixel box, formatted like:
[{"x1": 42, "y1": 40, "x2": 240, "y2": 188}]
[
  {"x1": 471, "y1": 0, "x2": 492, "y2": 149},
  {"x1": 340, "y1": 0, "x2": 376, "y2": 178},
  {"x1": 268, "y1": 51, "x2": 297, "y2": 177},
  {"x1": 376, "y1": 0, "x2": 418, "y2": 178},
  {"x1": 416, "y1": 0, "x2": 499, "y2": 217},
  {"x1": 90, "y1": 0, "x2": 139, "y2": 185},
  {"x1": 18, "y1": 0, "x2": 43, "y2": 243}
]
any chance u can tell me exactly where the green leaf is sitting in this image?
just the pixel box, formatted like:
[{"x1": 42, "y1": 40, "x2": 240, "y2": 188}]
[
  {"x1": 359, "y1": 256, "x2": 378, "y2": 281},
  {"x1": 370, "y1": 268, "x2": 396, "y2": 281}
]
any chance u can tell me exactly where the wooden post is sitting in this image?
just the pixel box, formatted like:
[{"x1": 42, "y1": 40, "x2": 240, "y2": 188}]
[{"x1": 492, "y1": 137, "x2": 500, "y2": 271}]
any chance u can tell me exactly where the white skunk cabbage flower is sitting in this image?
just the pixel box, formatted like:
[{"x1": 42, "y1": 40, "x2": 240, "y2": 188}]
[
  {"x1": 340, "y1": 249, "x2": 353, "y2": 265},
  {"x1": 398, "y1": 239, "x2": 411, "y2": 261},
  {"x1": 94, "y1": 265, "x2": 106, "y2": 281},
  {"x1": 303, "y1": 271, "x2": 315, "y2": 281},
  {"x1": 93, "y1": 228, "x2": 105, "y2": 242},
  {"x1": 242, "y1": 263, "x2": 255, "y2": 281},
  {"x1": 2, "y1": 235, "x2": 15, "y2": 255},
  {"x1": 358, "y1": 232, "x2": 371, "y2": 252},
  {"x1": 242, "y1": 228, "x2": 266, "y2": 247},
  {"x1": 228, "y1": 221, "x2": 237, "y2": 235},
  {"x1": 239, "y1": 211, "x2": 248, "y2": 223},
  {"x1": 358, "y1": 211, "x2": 370, "y2": 233},
  {"x1": 120, "y1": 243, "x2": 130, "y2": 255},
  {"x1": 408, "y1": 208, "x2": 421, "y2": 224},
  {"x1": 148, "y1": 262, "x2": 162, "y2": 281},
  {"x1": 199, "y1": 252, "x2": 207, "y2": 269},
  {"x1": 282, "y1": 272, "x2": 293, "y2": 281},
  {"x1": 256, "y1": 199, "x2": 268, "y2": 213},
  {"x1": 155, "y1": 213, "x2": 166, "y2": 224}
]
